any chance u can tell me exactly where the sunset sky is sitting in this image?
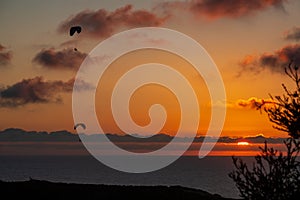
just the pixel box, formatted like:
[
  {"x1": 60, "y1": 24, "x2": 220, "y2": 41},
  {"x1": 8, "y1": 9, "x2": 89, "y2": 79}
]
[{"x1": 1, "y1": 0, "x2": 300, "y2": 137}]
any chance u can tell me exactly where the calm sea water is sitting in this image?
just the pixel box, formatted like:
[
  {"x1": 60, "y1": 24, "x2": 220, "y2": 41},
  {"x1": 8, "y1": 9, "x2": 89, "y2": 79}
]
[{"x1": 0, "y1": 155, "x2": 256, "y2": 198}]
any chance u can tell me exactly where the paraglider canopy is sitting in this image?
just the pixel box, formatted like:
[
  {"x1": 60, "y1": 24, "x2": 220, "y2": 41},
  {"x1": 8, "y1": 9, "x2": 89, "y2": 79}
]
[
  {"x1": 74, "y1": 123, "x2": 86, "y2": 130},
  {"x1": 70, "y1": 26, "x2": 82, "y2": 36}
]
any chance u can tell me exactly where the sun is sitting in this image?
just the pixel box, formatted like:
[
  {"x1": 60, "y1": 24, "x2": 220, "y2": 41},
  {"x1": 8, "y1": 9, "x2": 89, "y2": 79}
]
[{"x1": 237, "y1": 142, "x2": 250, "y2": 146}]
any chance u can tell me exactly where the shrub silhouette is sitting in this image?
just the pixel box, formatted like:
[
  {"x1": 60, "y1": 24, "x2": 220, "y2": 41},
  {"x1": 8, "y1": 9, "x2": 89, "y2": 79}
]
[{"x1": 229, "y1": 62, "x2": 300, "y2": 200}]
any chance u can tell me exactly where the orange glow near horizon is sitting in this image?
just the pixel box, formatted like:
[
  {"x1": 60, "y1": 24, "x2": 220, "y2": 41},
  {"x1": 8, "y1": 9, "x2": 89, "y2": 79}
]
[{"x1": 237, "y1": 142, "x2": 250, "y2": 146}]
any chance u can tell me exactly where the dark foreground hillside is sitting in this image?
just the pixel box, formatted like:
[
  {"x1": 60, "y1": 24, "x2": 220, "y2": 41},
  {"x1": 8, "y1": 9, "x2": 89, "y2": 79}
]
[{"x1": 0, "y1": 179, "x2": 238, "y2": 200}]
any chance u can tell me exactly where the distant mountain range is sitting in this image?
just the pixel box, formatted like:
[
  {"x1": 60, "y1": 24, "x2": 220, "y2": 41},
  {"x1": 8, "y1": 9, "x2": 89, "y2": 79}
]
[{"x1": 0, "y1": 128, "x2": 286, "y2": 143}]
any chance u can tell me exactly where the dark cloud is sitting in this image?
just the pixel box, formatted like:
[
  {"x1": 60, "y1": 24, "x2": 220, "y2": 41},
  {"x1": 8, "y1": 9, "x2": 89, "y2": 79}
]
[
  {"x1": 0, "y1": 44, "x2": 12, "y2": 66},
  {"x1": 191, "y1": 0, "x2": 285, "y2": 19},
  {"x1": 240, "y1": 44, "x2": 300, "y2": 73},
  {"x1": 33, "y1": 48, "x2": 87, "y2": 70},
  {"x1": 0, "y1": 77, "x2": 93, "y2": 108},
  {"x1": 57, "y1": 5, "x2": 167, "y2": 39},
  {"x1": 156, "y1": 0, "x2": 286, "y2": 20},
  {"x1": 0, "y1": 77, "x2": 73, "y2": 107},
  {"x1": 0, "y1": 44, "x2": 5, "y2": 51},
  {"x1": 284, "y1": 27, "x2": 300, "y2": 41}
]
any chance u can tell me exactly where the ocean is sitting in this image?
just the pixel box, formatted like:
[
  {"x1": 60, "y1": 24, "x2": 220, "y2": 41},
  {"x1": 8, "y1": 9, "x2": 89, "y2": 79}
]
[{"x1": 0, "y1": 155, "x2": 254, "y2": 198}]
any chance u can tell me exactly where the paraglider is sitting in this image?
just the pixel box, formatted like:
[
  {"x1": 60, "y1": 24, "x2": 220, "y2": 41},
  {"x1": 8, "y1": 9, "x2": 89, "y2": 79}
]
[
  {"x1": 69, "y1": 26, "x2": 82, "y2": 52},
  {"x1": 74, "y1": 123, "x2": 86, "y2": 130},
  {"x1": 69, "y1": 26, "x2": 81, "y2": 36}
]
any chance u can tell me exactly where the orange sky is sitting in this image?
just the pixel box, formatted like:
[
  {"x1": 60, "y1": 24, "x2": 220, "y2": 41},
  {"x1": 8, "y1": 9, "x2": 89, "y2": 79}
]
[{"x1": 0, "y1": 0, "x2": 300, "y2": 138}]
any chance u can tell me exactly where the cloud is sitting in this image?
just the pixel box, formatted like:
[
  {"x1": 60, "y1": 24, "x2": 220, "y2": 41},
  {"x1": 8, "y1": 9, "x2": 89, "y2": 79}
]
[
  {"x1": 191, "y1": 0, "x2": 285, "y2": 19},
  {"x1": 0, "y1": 77, "x2": 92, "y2": 108},
  {"x1": 0, "y1": 77, "x2": 94, "y2": 107},
  {"x1": 240, "y1": 44, "x2": 300, "y2": 74},
  {"x1": 0, "y1": 44, "x2": 6, "y2": 51},
  {"x1": 0, "y1": 44, "x2": 12, "y2": 66},
  {"x1": 235, "y1": 97, "x2": 275, "y2": 109},
  {"x1": 156, "y1": 0, "x2": 286, "y2": 20},
  {"x1": 68, "y1": 77, "x2": 95, "y2": 92},
  {"x1": 33, "y1": 48, "x2": 87, "y2": 70},
  {"x1": 57, "y1": 5, "x2": 167, "y2": 39},
  {"x1": 284, "y1": 27, "x2": 300, "y2": 41}
]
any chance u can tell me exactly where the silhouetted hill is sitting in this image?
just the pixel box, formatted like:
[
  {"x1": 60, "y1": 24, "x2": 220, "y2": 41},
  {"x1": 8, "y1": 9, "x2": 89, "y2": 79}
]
[
  {"x1": 0, "y1": 128, "x2": 78, "y2": 142},
  {"x1": 0, "y1": 179, "x2": 238, "y2": 200},
  {"x1": 217, "y1": 135, "x2": 284, "y2": 144},
  {"x1": 0, "y1": 128, "x2": 285, "y2": 143}
]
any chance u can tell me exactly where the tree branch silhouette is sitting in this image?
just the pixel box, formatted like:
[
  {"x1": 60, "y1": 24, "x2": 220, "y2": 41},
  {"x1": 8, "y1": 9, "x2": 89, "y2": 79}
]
[{"x1": 229, "y1": 62, "x2": 300, "y2": 200}]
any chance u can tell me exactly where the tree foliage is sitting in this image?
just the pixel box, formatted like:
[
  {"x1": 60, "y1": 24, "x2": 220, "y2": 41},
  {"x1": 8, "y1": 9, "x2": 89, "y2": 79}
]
[
  {"x1": 230, "y1": 139, "x2": 300, "y2": 200},
  {"x1": 229, "y1": 63, "x2": 300, "y2": 200},
  {"x1": 264, "y1": 63, "x2": 300, "y2": 139}
]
